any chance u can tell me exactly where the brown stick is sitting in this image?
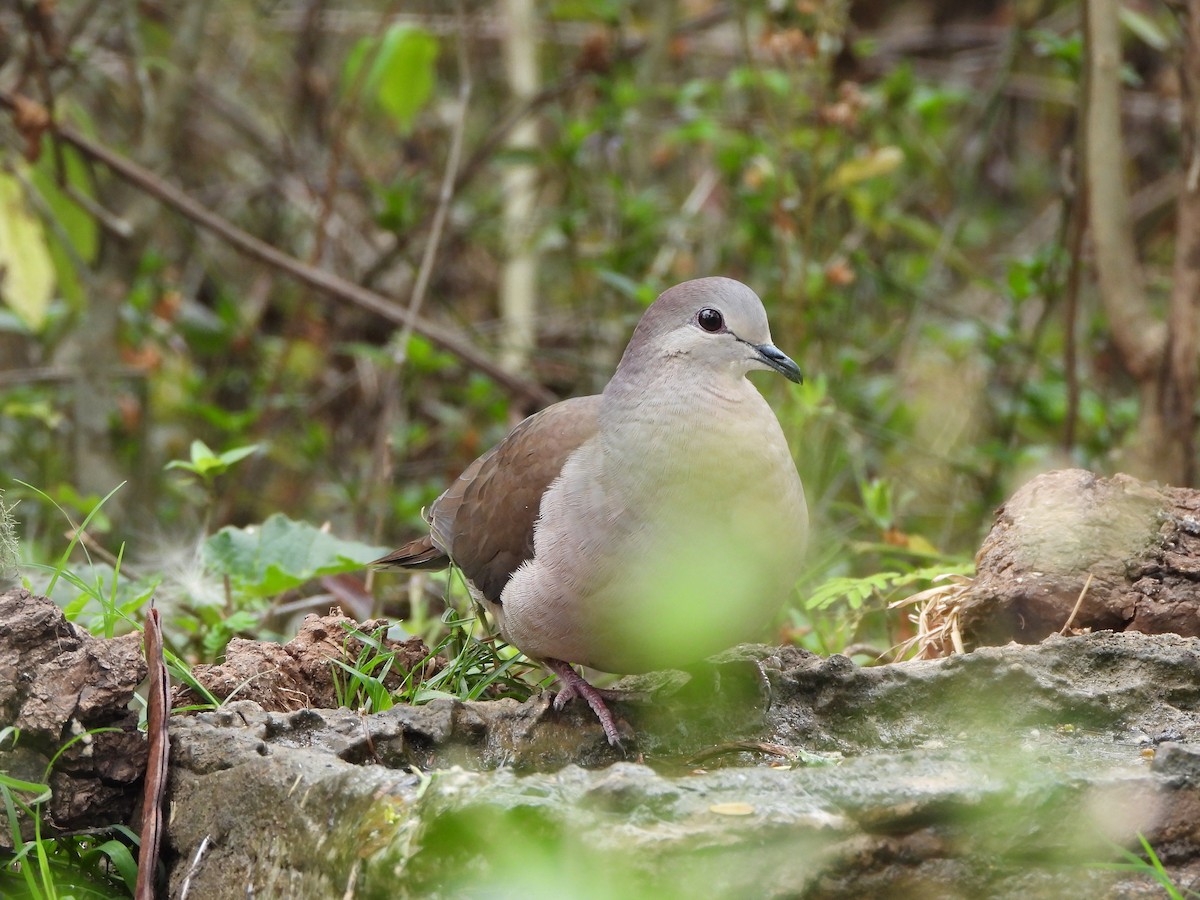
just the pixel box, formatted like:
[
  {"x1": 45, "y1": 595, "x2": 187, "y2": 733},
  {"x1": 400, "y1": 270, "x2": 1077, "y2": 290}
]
[
  {"x1": 0, "y1": 90, "x2": 556, "y2": 408},
  {"x1": 135, "y1": 607, "x2": 169, "y2": 900}
]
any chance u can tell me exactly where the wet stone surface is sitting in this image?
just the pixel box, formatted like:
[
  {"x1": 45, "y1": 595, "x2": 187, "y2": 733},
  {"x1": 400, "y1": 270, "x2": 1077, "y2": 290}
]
[{"x1": 165, "y1": 631, "x2": 1200, "y2": 899}]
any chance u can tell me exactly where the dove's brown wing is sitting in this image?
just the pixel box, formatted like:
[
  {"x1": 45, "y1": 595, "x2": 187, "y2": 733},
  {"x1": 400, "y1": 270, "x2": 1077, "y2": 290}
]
[{"x1": 374, "y1": 395, "x2": 601, "y2": 604}]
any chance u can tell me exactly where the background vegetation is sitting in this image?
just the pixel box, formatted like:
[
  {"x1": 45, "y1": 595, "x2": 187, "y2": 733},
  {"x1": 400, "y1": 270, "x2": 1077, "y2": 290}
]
[
  {"x1": 4, "y1": 0, "x2": 1200, "y2": 894},
  {"x1": 1, "y1": 0, "x2": 1197, "y2": 698}
]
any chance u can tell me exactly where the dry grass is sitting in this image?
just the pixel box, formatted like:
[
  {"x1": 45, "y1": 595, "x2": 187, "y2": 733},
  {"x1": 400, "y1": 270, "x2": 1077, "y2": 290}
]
[{"x1": 888, "y1": 573, "x2": 975, "y2": 661}]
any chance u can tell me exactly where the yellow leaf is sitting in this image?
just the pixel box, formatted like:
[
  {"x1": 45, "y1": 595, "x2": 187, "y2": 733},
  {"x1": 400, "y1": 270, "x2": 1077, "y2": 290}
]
[
  {"x1": 827, "y1": 146, "x2": 905, "y2": 191},
  {"x1": 0, "y1": 170, "x2": 55, "y2": 332},
  {"x1": 709, "y1": 801, "x2": 755, "y2": 816},
  {"x1": 905, "y1": 534, "x2": 941, "y2": 556}
]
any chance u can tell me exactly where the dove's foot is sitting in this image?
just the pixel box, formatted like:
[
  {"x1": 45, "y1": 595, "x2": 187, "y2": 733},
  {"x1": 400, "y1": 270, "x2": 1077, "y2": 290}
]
[{"x1": 545, "y1": 658, "x2": 625, "y2": 748}]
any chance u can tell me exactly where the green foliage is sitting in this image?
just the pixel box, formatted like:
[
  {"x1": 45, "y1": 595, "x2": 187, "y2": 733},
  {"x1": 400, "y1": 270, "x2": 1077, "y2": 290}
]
[
  {"x1": 0, "y1": 168, "x2": 55, "y2": 332},
  {"x1": 344, "y1": 24, "x2": 439, "y2": 132},
  {"x1": 165, "y1": 440, "x2": 260, "y2": 485},
  {"x1": 331, "y1": 623, "x2": 403, "y2": 713},
  {"x1": 202, "y1": 513, "x2": 386, "y2": 600},
  {"x1": 16, "y1": 481, "x2": 143, "y2": 638},
  {"x1": 139, "y1": 513, "x2": 385, "y2": 659},
  {"x1": 1118, "y1": 7, "x2": 1171, "y2": 53},
  {"x1": 0, "y1": 1, "x2": 1187, "y2": 583},
  {"x1": 407, "y1": 612, "x2": 537, "y2": 704},
  {"x1": 804, "y1": 564, "x2": 972, "y2": 614},
  {"x1": 330, "y1": 614, "x2": 536, "y2": 713},
  {"x1": 0, "y1": 728, "x2": 138, "y2": 899},
  {"x1": 1, "y1": 0, "x2": 1193, "y2": 781},
  {"x1": 29, "y1": 142, "x2": 99, "y2": 310},
  {"x1": 48, "y1": 560, "x2": 158, "y2": 640},
  {"x1": 1095, "y1": 833, "x2": 1199, "y2": 899}
]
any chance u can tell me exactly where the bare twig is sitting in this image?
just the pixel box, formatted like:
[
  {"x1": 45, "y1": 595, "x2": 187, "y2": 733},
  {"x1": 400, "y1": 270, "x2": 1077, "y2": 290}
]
[
  {"x1": 311, "y1": 3, "x2": 399, "y2": 265},
  {"x1": 648, "y1": 168, "x2": 719, "y2": 283},
  {"x1": 394, "y1": 4, "x2": 472, "y2": 365},
  {"x1": 1061, "y1": 146, "x2": 1087, "y2": 451},
  {"x1": 1060, "y1": 573, "x2": 1094, "y2": 635},
  {"x1": 178, "y1": 834, "x2": 212, "y2": 900},
  {"x1": 368, "y1": 3, "x2": 474, "y2": 584},
  {"x1": 0, "y1": 364, "x2": 143, "y2": 386}
]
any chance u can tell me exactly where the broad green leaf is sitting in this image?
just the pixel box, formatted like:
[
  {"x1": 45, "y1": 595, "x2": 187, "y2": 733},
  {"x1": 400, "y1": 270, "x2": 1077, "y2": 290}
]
[
  {"x1": 223, "y1": 609, "x2": 260, "y2": 633},
  {"x1": 0, "y1": 169, "x2": 55, "y2": 332},
  {"x1": 202, "y1": 513, "x2": 390, "y2": 598},
  {"x1": 596, "y1": 268, "x2": 656, "y2": 305},
  {"x1": 375, "y1": 26, "x2": 438, "y2": 129}
]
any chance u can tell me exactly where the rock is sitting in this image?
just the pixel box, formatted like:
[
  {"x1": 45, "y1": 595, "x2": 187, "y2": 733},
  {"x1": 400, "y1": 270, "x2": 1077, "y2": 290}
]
[
  {"x1": 960, "y1": 468, "x2": 1200, "y2": 646},
  {"x1": 172, "y1": 611, "x2": 436, "y2": 712},
  {"x1": 164, "y1": 631, "x2": 1200, "y2": 898},
  {"x1": 0, "y1": 588, "x2": 147, "y2": 846}
]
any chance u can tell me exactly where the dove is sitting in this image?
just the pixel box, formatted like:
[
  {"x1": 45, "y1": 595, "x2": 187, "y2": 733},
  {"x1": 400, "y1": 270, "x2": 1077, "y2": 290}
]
[{"x1": 375, "y1": 277, "x2": 808, "y2": 745}]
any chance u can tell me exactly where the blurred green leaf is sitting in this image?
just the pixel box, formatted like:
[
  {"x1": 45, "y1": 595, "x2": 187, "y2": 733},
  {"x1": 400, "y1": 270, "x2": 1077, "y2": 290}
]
[
  {"x1": 0, "y1": 169, "x2": 55, "y2": 332},
  {"x1": 166, "y1": 440, "x2": 260, "y2": 480},
  {"x1": 1118, "y1": 7, "x2": 1170, "y2": 51},
  {"x1": 30, "y1": 144, "x2": 97, "y2": 309},
  {"x1": 826, "y1": 146, "x2": 904, "y2": 191},
  {"x1": 202, "y1": 513, "x2": 390, "y2": 598},
  {"x1": 345, "y1": 24, "x2": 439, "y2": 132}
]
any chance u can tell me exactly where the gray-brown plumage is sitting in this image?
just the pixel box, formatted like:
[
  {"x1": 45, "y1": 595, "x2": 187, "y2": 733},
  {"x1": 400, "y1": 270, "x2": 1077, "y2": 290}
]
[
  {"x1": 376, "y1": 396, "x2": 600, "y2": 603},
  {"x1": 376, "y1": 277, "x2": 808, "y2": 746}
]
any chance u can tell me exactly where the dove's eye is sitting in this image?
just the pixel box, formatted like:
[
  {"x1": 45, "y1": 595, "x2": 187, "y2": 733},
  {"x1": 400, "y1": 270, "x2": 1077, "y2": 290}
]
[{"x1": 697, "y1": 308, "x2": 724, "y2": 333}]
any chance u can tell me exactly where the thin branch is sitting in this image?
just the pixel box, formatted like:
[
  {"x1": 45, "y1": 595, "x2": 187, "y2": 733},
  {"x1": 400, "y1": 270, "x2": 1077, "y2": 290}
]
[
  {"x1": 310, "y1": 3, "x2": 399, "y2": 265},
  {"x1": 394, "y1": 5, "x2": 473, "y2": 365},
  {"x1": 1082, "y1": 0, "x2": 1166, "y2": 380},
  {"x1": 1061, "y1": 163, "x2": 1087, "y2": 451},
  {"x1": 0, "y1": 90, "x2": 555, "y2": 408},
  {"x1": 367, "y1": 3, "x2": 474, "y2": 576},
  {"x1": 498, "y1": 0, "x2": 540, "y2": 373},
  {"x1": 0, "y1": 364, "x2": 143, "y2": 386},
  {"x1": 1163, "y1": 0, "x2": 1200, "y2": 485},
  {"x1": 1059, "y1": 573, "x2": 1094, "y2": 635}
]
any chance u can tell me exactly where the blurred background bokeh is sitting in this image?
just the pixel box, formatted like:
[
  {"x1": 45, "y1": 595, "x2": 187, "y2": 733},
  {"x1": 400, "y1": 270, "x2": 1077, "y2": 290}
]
[{"x1": 1, "y1": 0, "x2": 1195, "y2": 656}]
